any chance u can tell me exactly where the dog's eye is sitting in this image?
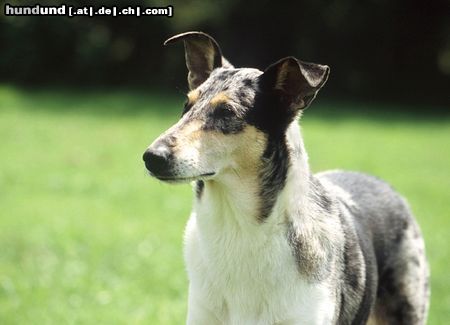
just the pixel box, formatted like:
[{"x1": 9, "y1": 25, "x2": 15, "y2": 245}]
[{"x1": 213, "y1": 103, "x2": 235, "y2": 118}]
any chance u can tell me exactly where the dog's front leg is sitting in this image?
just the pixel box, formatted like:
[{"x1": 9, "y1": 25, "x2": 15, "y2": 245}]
[{"x1": 187, "y1": 288, "x2": 222, "y2": 325}]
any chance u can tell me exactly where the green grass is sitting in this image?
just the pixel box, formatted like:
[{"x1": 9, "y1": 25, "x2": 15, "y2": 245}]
[{"x1": 0, "y1": 86, "x2": 449, "y2": 324}]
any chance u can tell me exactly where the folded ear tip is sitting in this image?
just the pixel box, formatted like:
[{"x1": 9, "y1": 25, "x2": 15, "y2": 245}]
[
  {"x1": 163, "y1": 35, "x2": 178, "y2": 46},
  {"x1": 321, "y1": 65, "x2": 330, "y2": 77},
  {"x1": 163, "y1": 31, "x2": 214, "y2": 46},
  {"x1": 163, "y1": 32, "x2": 191, "y2": 46}
]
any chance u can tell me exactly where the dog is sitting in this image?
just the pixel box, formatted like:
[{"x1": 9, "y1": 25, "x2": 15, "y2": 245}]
[{"x1": 142, "y1": 31, "x2": 430, "y2": 324}]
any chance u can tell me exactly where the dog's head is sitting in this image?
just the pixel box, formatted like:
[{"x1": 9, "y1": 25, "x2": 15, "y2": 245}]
[{"x1": 143, "y1": 31, "x2": 329, "y2": 184}]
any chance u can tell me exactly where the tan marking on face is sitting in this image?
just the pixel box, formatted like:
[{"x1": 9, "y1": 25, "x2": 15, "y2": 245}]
[
  {"x1": 164, "y1": 119, "x2": 268, "y2": 191},
  {"x1": 200, "y1": 125, "x2": 268, "y2": 177},
  {"x1": 232, "y1": 125, "x2": 267, "y2": 171},
  {"x1": 210, "y1": 92, "x2": 230, "y2": 107},
  {"x1": 172, "y1": 119, "x2": 204, "y2": 152},
  {"x1": 175, "y1": 122, "x2": 267, "y2": 168},
  {"x1": 187, "y1": 89, "x2": 200, "y2": 105}
]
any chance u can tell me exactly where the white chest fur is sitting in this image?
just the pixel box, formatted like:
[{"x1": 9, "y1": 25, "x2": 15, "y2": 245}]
[{"x1": 184, "y1": 208, "x2": 336, "y2": 325}]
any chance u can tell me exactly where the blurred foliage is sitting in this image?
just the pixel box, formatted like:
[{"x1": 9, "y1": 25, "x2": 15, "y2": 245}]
[{"x1": 0, "y1": 0, "x2": 449, "y2": 103}]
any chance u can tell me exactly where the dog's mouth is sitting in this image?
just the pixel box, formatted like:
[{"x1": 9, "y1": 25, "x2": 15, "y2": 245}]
[{"x1": 149, "y1": 172, "x2": 216, "y2": 183}]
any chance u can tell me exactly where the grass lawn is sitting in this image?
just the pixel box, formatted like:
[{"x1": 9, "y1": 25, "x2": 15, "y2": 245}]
[{"x1": 0, "y1": 86, "x2": 449, "y2": 324}]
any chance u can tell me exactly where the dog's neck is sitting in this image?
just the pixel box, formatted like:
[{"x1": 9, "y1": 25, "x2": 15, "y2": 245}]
[{"x1": 194, "y1": 121, "x2": 313, "y2": 231}]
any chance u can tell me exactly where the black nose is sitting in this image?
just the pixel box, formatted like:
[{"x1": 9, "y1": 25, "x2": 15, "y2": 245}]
[{"x1": 142, "y1": 145, "x2": 172, "y2": 176}]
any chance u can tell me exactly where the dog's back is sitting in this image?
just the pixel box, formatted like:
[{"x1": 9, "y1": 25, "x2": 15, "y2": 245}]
[{"x1": 318, "y1": 171, "x2": 430, "y2": 324}]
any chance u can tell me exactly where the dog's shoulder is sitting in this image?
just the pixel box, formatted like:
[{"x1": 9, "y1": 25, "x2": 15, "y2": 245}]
[
  {"x1": 315, "y1": 169, "x2": 414, "y2": 256},
  {"x1": 315, "y1": 169, "x2": 413, "y2": 237}
]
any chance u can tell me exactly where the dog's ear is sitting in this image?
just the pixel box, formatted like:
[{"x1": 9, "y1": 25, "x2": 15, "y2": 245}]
[
  {"x1": 164, "y1": 31, "x2": 233, "y2": 90},
  {"x1": 260, "y1": 57, "x2": 329, "y2": 112}
]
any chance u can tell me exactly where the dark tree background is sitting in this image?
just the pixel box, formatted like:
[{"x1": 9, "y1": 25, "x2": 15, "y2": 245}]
[{"x1": 0, "y1": 0, "x2": 449, "y2": 104}]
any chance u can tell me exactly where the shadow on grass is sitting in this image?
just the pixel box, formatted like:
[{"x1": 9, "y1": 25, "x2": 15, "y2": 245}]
[{"x1": 0, "y1": 85, "x2": 449, "y2": 123}]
